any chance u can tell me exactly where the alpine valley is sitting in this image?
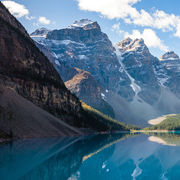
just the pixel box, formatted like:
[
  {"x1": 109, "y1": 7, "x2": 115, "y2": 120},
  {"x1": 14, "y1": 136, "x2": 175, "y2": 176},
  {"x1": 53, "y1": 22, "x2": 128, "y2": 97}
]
[
  {"x1": 0, "y1": 2, "x2": 130, "y2": 140},
  {"x1": 31, "y1": 19, "x2": 180, "y2": 127},
  {"x1": 2, "y1": 1, "x2": 180, "y2": 179}
]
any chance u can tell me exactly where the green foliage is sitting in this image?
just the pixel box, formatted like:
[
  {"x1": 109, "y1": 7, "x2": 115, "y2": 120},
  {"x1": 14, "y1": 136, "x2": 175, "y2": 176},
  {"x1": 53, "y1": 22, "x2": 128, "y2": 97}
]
[
  {"x1": 145, "y1": 114, "x2": 180, "y2": 131},
  {"x1": 82, "y1": 102, "x2": 138, "y2": 131}
]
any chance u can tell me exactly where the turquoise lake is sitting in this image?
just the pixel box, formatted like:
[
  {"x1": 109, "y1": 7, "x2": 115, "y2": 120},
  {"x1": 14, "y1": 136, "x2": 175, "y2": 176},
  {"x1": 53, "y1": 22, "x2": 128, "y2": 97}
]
[{"x1": 1, "y1": 133, "x2": 180, "y2": 180}]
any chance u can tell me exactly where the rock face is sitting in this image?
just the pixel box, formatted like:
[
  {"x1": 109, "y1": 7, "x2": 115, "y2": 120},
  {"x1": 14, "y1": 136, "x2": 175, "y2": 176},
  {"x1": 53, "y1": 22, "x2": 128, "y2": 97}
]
[
  {"x1": 31, "y1": 28, "x2": 50, "y2": 37},
  {"x1": 0, "y1": 5, "x2": 84, "y2": 129},
  {"x1": 31, "y1": 20, "x2": 180, "y2": 127},
  {"x1": 114, "y1": 38, "x2": 180, "y2": 125},
  {"x1": 0, "y1": 2, "x2": 86, "y2": 137},
  {"x1": 0, "y1": 84, "x2": 82, "y2": 138},
  {"x1": 117, "y1": 38, "x2": 161, "y2": 105},
  {"x1": 0, "y1": 3, "x2": 127, "y2": 138},
  {"x1": 65, "y1": 68, "x2": 115, "y2": 117},
  {"x1": 31, "y1": 19, "x2": 131, "y2": 117},
  {"x1": 31, "y1": 19, "x2": 129, "y2": 92},
  {"x1": 158, "y1": 51, "x2": 180, "y2": 99},
  {"x1": 160, "y1": 51, "x2": 180, "y2": 61}
]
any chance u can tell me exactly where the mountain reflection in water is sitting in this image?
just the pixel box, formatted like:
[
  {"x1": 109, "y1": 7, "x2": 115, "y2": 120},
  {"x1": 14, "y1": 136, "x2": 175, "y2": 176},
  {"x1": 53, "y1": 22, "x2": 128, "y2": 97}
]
[{"x1": 1, "y1": 133, "x2": 180, "y2": 180}]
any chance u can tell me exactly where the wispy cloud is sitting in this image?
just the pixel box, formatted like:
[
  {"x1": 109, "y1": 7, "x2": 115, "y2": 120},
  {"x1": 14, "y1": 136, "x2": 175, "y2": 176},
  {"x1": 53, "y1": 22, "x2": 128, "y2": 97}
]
[
  {"x1": 38, "y1": 16, "x2": 51, "y2": 25},
  {"x1": 2, "y1": 1, "x2": 30, "y2": 19},
  {"x1": 2, "y1": 0, "x2": 51, "y2": 26},
  {"x1": 124, "y1": 29, "x2": 169, "y2": 52},
  {"x1": 76, "y1": 0, "x2": 180, "y2": 38},
  {"x1": 111, "y1": 22, "x2": 124, "y2": 34}
]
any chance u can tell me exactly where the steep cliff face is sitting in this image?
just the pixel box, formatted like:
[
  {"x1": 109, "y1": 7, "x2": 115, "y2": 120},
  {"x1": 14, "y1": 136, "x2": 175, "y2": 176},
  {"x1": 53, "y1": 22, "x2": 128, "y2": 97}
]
[
  {"x1": 117, "y1": 38, "x2": 161, "y2": 105},
  {"x1": 158, "y1": 51, "x2": 180, "y2": 99},
  {"x1": 0, "y1": 3, "x2": 127, "y2": 137},
  {"x1": 65, "y1": 68, "x2": 115, "y2": 117},
  {"x1": 0, "y1": 84, "x2": 82, "y2": 138},
  {"x1": 113, "y1": 38, "x2": 180, "y2": 126},
  {"x1": 0, "y1": 6, "x2": 83, "y2": 128},
  {"x1": 31, "y1": 19, "x2": 130, "y2": 92},
  {"x1": 31, "y1": 19, "x2": 180, "y2": 127}
]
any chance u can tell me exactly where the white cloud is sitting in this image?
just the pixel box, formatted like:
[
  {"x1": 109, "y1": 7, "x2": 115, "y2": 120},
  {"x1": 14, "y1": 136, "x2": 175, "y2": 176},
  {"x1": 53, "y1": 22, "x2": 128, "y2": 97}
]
[
  {"x1": 152, "y1": 10, "x2": 180, "y2": 31},
  {"x1": 2, "y1": 1, "x2": 29, "y2": 18},
  {"x1": 174, "y1": 23, "x2": 180, "y2": 37},
  {"x1": 111, "y1": 23, "x2": 124, "y2": 34},
  {"x1": 77, "y1": 0, "x2": 141, "y2": 19},
  {"x1": 38, "y1": 16, "x2": 51, "y2": 25},
  {"x1": 26, "y1": 16, "x2": 35, "y2": 21},
  {"x1": 76, "y1": 0, "x2": 180, "y2": 38},
  {"x1": 125, "y1": 29, "x2": 169, "y2": 52}
]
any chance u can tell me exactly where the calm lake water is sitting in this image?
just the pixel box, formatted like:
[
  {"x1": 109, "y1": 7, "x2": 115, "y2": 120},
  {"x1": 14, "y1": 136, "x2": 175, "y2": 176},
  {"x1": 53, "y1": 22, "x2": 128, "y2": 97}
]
[{"x1": 1, "y1": 133, "x2": 180, "y2": 180}]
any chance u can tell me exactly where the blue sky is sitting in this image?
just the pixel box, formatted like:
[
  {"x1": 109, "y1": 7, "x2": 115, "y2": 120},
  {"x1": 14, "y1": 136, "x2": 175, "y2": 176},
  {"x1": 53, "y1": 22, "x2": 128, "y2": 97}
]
[{"x1": 2, "y1": 0, "x2": 180, "y2": 57}]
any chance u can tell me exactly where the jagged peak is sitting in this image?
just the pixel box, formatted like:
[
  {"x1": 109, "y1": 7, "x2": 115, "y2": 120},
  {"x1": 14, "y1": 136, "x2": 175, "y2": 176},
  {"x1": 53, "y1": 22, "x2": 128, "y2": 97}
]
[
  {"x1": 117, "y1": 37, "x2": 148, "y2": 54},
  {"x1": 71, "y1": 19, "x2": 94, "y2": 27},
  {"x1": 67, "y1": 19, "x2": 100, "y2": 30},
  {"x1": 30, "y1": 27, "x2": 50, "y2": 38},
  {"x1": 160, "y1": 51, "x2": 180, "y2": 61}
]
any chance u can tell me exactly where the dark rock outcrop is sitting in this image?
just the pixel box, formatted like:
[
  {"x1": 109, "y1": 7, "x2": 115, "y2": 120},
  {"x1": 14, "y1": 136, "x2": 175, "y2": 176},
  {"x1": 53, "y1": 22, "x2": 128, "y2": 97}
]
[
  {"x1": 160, "y1": 51, "x2": 180, "y2": 61},
  {"x1": 0, "y1": 4, "x2": 82, "y2": 128},
  {"x1": 0, "y1": 3, "x2": 127, "y2": 138},
  {"x1": 0, "y1": 84, "x2": 82, "y2": 138}
]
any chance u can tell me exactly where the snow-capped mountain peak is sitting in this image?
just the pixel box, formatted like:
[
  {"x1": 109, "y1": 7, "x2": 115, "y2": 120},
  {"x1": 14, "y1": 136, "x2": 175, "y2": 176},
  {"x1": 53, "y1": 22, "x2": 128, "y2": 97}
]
[
  {"x1": 71, "y1": 19, "x2": 93, "y2": 27},
  {"x1": 30, "y1": 28, "x2": 50, "y2": 38},
  {"x1": 159, "y1": 51, "x2": 180, "y2": 61},
  {"x1": 68, "y1": 19, "x2": 100, "y2": 30},
  {"x1": 117, "y1": 38, "x2": 149, "y2": 54}
]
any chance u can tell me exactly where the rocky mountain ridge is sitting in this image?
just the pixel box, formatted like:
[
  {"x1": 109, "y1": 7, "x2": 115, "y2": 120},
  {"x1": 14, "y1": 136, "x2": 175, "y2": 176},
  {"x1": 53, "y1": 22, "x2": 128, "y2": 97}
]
[
  {"x1": 65, "y1": 68, "x2": 115, "y2": 117},
  {"x1": 0, "y1": 3, "x2": 127, "y2": 139},
  {"x1": 31, "y1": 19, "x2": 180, "y2": 127},
  {"x1": 160, "y1": 51, "x2": 180, "y2": 61}
]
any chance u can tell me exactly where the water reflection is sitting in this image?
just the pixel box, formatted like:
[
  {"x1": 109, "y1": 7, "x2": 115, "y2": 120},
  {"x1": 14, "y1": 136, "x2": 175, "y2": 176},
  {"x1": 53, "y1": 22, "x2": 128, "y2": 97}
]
[
  {"x1": 147, "y1": 132, "x2": 180, "y2": 146},
  {"x1": 0, "y1": 133, "x2": 131, "y2": 180},
  {"x1": 0, "y1": 133, "x2": 180, "y2": 180}
]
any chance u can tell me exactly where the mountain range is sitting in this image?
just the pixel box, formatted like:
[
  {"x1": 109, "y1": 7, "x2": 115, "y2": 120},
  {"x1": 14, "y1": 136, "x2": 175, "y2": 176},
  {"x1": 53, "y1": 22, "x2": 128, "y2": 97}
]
[
  {"x1": 0, "y1": 3, "x2": 128, "y2": 139},
  {"x1": 31, "y1": 19, "x2": 180, "y2": 127}
]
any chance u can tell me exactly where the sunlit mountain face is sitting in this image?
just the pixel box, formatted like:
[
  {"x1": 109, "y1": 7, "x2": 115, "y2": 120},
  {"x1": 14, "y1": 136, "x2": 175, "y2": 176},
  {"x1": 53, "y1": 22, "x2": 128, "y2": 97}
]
[
  {"x1": 1, "y1": 1, "x2": 180, "y2": 180},
  {"x1": 31, "y1": 20, "x2": 180, "y2": 127}
]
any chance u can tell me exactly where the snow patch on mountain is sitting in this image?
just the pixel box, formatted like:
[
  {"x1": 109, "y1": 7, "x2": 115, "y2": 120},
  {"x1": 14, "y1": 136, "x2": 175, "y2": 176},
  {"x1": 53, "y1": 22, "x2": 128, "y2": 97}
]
[
  {"x1": 115, "y1": 47, "x2": 141, "y2": 96},
  {"x1": 55, "y1": 60, "x2": 60, "y2": 66},
  {"x1": 30, "y1": 28, "x2": 50, "y2": 38},
  {"x1": 160, "y1": 51, "x2": 180, "y2": 61},
  {"x1": 68, "y1": 19, "x2": 94, "y2": 29}
]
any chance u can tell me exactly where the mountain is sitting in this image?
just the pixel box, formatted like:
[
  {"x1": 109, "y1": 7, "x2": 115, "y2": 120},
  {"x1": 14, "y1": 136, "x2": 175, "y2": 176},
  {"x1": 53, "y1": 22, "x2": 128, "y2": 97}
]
[
  {"x1": 0, "y1": 3, "x2": 128, "y2": 139},
  {"x1": 31, "y1": 20, "x2": 180, "y2": 127},
  {"x1": 31, "y1": 19, "x2": 130, "y2": 92},
  {"x1": 114, "y1": 38, "x2": 180, "y2": 125},
  {"x1": 0, "y1": 84, "x2": 82, "y2": 138},
  {"x1": 160, "y1": 51, "x2": 180, "y2": 61},
  {"x1": 30, "y1": 27, "x2": 50, "y2": 38},
  {"x1": 31, "y1": 19, "x2": 131, "y2": 118},
  {"x1": 158, "y1": 51, "x2": 180, "y2": 99},
  {"x1": 116, "y1": 38, "x2": 160, "y2": 104},
  {"x1": 65, "y1": 68, "x2": 115, "y2": 117}
]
